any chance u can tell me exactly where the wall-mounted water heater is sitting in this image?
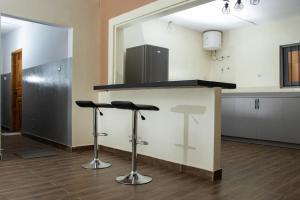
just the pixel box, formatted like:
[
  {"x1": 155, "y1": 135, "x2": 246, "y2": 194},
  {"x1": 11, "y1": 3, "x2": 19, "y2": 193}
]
[{"x1": 203, "y1": 31, "x2": 222, "y2": 51}]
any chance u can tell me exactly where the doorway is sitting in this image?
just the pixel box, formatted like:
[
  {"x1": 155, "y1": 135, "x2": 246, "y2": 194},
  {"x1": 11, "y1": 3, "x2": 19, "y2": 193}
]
[
  {"x1": 1, "y1": 15, "x2": 73, "y2": 160},
  {"x1": 11, "y1": 49, "x2": 22, "y2": 132}
]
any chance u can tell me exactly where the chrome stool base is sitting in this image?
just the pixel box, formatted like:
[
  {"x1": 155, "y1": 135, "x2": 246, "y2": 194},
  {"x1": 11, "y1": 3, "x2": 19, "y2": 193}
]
[
  {"x1": 81, "y1": 159, "x2": 111, "y2": 169},
  {"x1": 116, "y1": 171, "x2": 152, "y2": 185}
]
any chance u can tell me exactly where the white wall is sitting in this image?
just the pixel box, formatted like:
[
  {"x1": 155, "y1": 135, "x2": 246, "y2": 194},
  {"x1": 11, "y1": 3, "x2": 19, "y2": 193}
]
[
  {"x1": 119, "y1": 19, "x2": 211, "y2": 83},
  {"x1": 1, "y1": 20, "x2": 70, "y2": 74},
  {"x1": 0, "y1": 0, "x2": 100, "y2": 147},
  {"x1": 209, "y1": 15, "x2": 300, "y2": 89}
]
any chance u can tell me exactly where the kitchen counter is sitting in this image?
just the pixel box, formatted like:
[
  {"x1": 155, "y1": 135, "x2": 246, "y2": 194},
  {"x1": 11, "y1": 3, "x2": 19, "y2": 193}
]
[
  {"x1": 95, "y1": 80, "x2": 236, "y2": 181},
  {"x1": 94, "y1": 80, "x2": 236, "y2": 91}
]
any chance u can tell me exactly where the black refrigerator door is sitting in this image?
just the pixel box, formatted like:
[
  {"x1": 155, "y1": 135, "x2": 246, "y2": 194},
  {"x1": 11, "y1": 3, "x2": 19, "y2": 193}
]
[{"x1": 145, "y1": 45, "x2": 169, "y2": 82}]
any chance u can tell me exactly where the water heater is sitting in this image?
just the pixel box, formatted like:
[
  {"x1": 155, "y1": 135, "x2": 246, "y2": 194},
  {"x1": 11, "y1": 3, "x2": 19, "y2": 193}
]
[{"x1": 203, "y1": 31, "x2": 222, "y2": 51}]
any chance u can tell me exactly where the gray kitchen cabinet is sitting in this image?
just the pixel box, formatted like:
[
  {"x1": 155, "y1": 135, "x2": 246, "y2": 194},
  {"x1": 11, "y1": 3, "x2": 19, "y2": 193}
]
[
  {"x1": 234, "y1": 98, "x2": 259, "y2": 139},
  {"x1": 222, "y1": 95, "x2": 300, "y2": 145},
  {"x1": 222, "y1": 97, "x2": 258, "y2": 139},
  {"x1": 221, "y1": 98, "x2": 236, "y2": 137},
  {"x1": 256, "y1": 98, "x2": 284, "y2": 141},
  {"x1": 281, "y1": 98, "x2": 300, "y2": 144}
]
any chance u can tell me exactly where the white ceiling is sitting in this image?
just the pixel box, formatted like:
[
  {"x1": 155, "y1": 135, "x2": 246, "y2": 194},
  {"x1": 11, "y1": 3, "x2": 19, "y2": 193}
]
[
  {"x1": 161, "y1": 0, "x2": 300, "y2": 31},
  {"x1": 1, "y1": 16, "x2": 28, "y2": 36}
]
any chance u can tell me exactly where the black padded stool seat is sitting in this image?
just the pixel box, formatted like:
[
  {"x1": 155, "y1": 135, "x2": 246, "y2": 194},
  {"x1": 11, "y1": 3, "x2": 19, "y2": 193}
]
[
  {"x1": 111, "y1": 101, "x2": 159, "y2": 111},
  {"x1": 76, "y1": 101, "x2": 114, "y2": 108}
]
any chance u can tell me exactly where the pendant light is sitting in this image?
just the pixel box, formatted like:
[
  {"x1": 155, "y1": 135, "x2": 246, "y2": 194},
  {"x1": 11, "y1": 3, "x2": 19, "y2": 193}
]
[
  {"x1": 222, "y1": 1, "x2": 230, "y2": 14},
  {"x1": 222, "y1": 0, "x2": 260, "y2": 14},
  {"x1": 250, "y1": 0, "x2": 260, "y2": 5},
  {"x1": 234, "y1": 0, "x2": 244, "y2": 10}
]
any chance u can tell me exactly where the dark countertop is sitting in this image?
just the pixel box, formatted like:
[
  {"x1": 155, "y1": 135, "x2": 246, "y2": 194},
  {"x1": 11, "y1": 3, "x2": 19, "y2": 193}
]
[{"x1": 94, "y1": 80, "x2": 236, "y2": 91}]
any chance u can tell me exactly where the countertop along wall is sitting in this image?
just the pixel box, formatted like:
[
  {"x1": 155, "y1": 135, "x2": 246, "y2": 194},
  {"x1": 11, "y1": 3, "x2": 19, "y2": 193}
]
[{"x1": 0, "y1": 0, "x2": 100, "y2": 147}]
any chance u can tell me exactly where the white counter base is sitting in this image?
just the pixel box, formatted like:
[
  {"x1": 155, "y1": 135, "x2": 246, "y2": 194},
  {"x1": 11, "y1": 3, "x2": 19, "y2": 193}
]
[{"x1": 98, "y1": 88, "x2": 222, "y2": 174}]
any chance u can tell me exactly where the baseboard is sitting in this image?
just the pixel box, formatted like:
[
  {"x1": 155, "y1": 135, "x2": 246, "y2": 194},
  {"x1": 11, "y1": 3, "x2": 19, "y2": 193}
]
[
  {"x1": 22, "y1": 132, "x2": 71, "y2": 151},
  {"x1": 72, "y1": 145, "x2": 222, "y2": 182},
  {"x1": 222, "y1": 136, "x2": 300, "y2": 149},
  {"x1": 71, "y1": 145, "x2": 94, "y2": 152},
  {"x1": 1, "y1": 126, "x2": 11, "y2": 132}
]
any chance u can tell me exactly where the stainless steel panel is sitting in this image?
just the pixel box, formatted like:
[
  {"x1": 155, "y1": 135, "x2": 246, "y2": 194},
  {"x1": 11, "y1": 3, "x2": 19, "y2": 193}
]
[
  {"x1": 22, "y1": 58, "x2": 72, "y2": 146},
  {"x1": 1, "y1": 73, "x2": 12, "y2": 130}
]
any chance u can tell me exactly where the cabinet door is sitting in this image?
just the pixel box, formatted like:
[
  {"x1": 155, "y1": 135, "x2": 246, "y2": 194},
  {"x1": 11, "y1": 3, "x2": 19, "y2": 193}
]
[
  {"x1": 221, "y1": 98, "x2": 236, "y2": 136},
  {"x1": 145, "y1": 45, "x2": 169, "y2": 82},
  {"x1": 282, "y1": 98, "x2": 300, "y2": 144},
  {"x1": 234, "y1": 98, "x2": 259, "y2": 139},
  {"x1": 222, "y1": 97, "x2": 258, "y2": 138},
  {"x1": 256, "y1": 98, "x2": 284, "y2": 141}
]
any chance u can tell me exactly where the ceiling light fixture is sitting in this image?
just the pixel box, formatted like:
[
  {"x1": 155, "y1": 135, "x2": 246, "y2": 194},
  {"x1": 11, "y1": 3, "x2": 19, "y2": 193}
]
[
  {"x1": 222, "y1": 0, "x2": 260, "y2": 14},
  {"x1": 234, "y1": 0, "x2": 244, "y2": 10},
  {"x1": 250, "y1": 0, "x2": 260, "y2": 5},
  {"x1": 222, "y1": 1, "x2": 230, "y2": 14}
]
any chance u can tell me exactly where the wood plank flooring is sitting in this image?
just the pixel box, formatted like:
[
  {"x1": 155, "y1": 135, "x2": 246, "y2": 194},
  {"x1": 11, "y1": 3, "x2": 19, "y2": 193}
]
[{"x1": 0, "y1": 135, "x2": 300, "y2": 200}]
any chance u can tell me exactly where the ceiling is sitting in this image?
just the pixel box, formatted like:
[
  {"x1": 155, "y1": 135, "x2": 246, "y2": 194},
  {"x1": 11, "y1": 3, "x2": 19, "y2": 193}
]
[
  {"x1": 161, "y1": 0, "x2": 300, "y2": 31},
  {"x1": 1, "y1": 16, "x2": 28, "y2": 36}
]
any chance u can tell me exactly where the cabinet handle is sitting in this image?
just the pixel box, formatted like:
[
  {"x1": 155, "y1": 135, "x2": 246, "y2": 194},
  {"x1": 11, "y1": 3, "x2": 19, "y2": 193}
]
[
  {"x1": 257, "y1": 99, "x2": 260, "y2": 110},
  {"x1": 254, "y1": 99, "x2": 257, "y2": 110}
]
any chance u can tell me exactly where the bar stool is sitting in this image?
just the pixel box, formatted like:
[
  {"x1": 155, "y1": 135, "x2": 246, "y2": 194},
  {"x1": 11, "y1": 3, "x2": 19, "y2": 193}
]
[
  {"x1": 76, "y1": 101, "x2": 113, "y2": 169},
  {"x1": 111, "y1": 101, "x2": 159, "y2": 185}
]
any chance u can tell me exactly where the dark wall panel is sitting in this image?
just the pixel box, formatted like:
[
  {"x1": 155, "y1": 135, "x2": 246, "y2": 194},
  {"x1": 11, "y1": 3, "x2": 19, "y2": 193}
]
[
  {"x1": 22, "y1": 58, "x2": 72, "y2": 146},
  {"x1": 1, "y1": 73, "x2": 12, "y2": 130}
]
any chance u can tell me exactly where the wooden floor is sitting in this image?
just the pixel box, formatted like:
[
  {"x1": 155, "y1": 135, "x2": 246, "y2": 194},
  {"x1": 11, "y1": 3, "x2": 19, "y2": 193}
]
[{"x1": 0, "y1": 135, "x2": 300, "y2": 200}]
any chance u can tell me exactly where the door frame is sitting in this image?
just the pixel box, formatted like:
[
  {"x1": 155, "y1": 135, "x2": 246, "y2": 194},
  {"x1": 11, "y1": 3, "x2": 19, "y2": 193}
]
[{"x1": 11, "y1": 48, "x2": 22, "y2": 132}]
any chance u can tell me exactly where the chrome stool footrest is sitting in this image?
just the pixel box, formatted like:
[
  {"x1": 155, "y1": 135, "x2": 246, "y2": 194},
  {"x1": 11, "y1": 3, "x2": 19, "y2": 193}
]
[
  {"x1": 129, "y1": 140, "x2": 149, "y2": 145},
  {"x1": 96, "y1": 132, "x2": 108, "y2": 137},
  {"x1": 116, "y1": 171, "x2": 152, "y2": 185}
]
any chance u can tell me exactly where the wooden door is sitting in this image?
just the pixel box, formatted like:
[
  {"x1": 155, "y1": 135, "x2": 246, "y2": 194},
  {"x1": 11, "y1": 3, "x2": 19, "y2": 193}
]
[{"x1": 11, "y1": 49, "x2": 22, "y2": 132}]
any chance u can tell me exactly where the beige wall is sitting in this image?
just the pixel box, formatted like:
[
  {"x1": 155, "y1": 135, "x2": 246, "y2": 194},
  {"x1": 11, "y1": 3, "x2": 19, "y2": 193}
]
[
  {"x1": 99, "y1": 0, "x2": 155, "y2": 84},
  {"x1": 0, "y1": 0, "x2": 100, "y2": 146}
]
